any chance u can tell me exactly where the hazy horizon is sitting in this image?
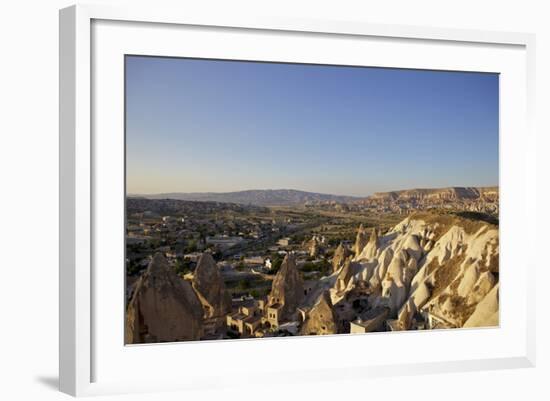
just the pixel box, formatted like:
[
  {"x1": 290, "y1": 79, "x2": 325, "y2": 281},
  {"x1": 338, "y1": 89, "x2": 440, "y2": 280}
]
[
  {"x1": 126, "y1": 56, "x2": 499, "y2": 197},
  {"x1": 128, "y1": 184, "x2": 499, "y2": 198}
]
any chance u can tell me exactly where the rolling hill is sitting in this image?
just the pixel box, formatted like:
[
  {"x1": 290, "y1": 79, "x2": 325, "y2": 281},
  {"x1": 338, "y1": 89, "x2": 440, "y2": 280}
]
[{"x1": 134, "y1": 189, "x2": 360, "y2": 206}]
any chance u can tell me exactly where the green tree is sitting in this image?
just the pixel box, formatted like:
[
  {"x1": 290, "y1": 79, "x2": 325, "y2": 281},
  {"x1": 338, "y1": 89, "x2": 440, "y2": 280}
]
[
  {"x1": 174, "y1": 258, "x2": 192, "y2": 275},
  {"x1": 268, "y1": 256, "x2": 283, "y2": 275},
  {"x1": 186, "y1": 239, "x2": 198, "y2": 253},
  {"x1": 238, "y1": 280, "x2": 251, "y2": 291}
]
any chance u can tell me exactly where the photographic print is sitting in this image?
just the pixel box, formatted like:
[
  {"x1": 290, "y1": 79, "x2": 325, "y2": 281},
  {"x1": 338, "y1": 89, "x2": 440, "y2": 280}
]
[{"x1": 124, "y1": 56, "x2": 499, "y2": 344}]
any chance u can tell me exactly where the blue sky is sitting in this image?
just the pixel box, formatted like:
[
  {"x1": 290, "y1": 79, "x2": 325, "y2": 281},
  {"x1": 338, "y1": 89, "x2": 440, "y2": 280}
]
[{"x1": 126, "y1": 56, "x2": 498, "y2": 196}]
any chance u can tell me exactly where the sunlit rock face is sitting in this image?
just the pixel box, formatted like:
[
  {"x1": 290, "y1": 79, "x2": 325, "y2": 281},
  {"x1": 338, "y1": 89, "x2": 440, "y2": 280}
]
[
  {"x1": 268, "y1": 253, "x2": 304, "y2": 321},
  {"x1": 353, "y1": 224, "x2": 369, "y2": 255},
  {"x1": 300, "y1": 290, "x2": 338, "y2": 335},
  {"x1": 356, "y1": 228, "x2": 380, "y2": 261},
  {"x1": 332, "y1": 242, "x2": 351, "y2": 273},
  {"x1": 125, "y1": 253, "x2": 203, "y2": 343},
  {"x1": 464, "y1": 283, "x2": 499, "y2": 328},
  {"x1": 335, "y1": 259, "x2": 355, "y2": 293},
  {"x1": 347, "y1": 214, "x2": 499, "y2": 329}
]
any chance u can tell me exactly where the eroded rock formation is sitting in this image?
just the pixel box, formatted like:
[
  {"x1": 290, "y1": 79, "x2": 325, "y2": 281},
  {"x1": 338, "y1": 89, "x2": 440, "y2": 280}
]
[
  {"x1": 357, "y1": 228, "x2": 380, "y2": 260},
  {"x1": 353, "y1": 224, "x2": 368, "y2": 255},
  {"x1": 332, "y1": 242, "x2": 350, "y2": 273},
  {"x1": 192, "y1": 253, "x2": 231, "y2": 336},
  {"x1": 192, "y1": 253, "x2": 231, "y2": 319},
  {"x1": 300, "y1": 291, "x2": 338, "y2": 335},
  {"x1": 350, "y1": 214, "x2": 499, "y2": 329},
  {"x1": 268, "y1": 253, "x2": 304, "y2": 321},
  {"x1": 125, "y1": 253, "x2": 203, "y2": 343}
]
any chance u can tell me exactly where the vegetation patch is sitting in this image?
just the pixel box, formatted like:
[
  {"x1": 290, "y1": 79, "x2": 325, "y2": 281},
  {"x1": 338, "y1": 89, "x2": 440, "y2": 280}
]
[{"x1": 430, "y1": 250, "x2": 467, "y2": 299}]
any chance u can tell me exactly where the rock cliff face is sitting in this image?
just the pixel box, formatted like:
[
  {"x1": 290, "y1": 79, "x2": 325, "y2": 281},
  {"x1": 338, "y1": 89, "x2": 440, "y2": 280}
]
[
  {"x1": 268, "y1": 253, "x2": 304, "y2": 321},
  {"x1": 356, "y1": 228, "x2": 380, "y2": 261},
  {"x1": 332, "y1": 242, "x2": 351, "y2": 273},
  {"x1": 125, "y1": 253, "x2": 203, "y2": 343},
  {"x1": 300, "y1": 291, "x2": 338, "y2": 335},
  {"x1": 341, "y1": 213, "x2": 499, "y2": 329},
  {"x1": 353, "y1": 224, "x2": 369, "y2": 255},
  {"x1": 369, "y1": 186, "x2": 498, "y2": 202},
  {"x1": 464, "y1": 283, "x2": 499, "y2": 327},
  {"x1": 335, "y1": 259, "x2": 357, "y2": 293},
  {"x1": 192, "y1": 253, "x2": 231, "y2": 320}
]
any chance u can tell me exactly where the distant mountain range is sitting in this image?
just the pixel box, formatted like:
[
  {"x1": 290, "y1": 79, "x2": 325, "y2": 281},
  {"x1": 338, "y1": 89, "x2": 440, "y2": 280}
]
[
  {"x1": 131, "y1": 186, "x2": 498, "y2": 207},
  {"x1": 132, "y1": 189, "x2": 361, "y2": 206},
  {"x1": 367, "y1": 186, "x2": 499, "y2": 202}
]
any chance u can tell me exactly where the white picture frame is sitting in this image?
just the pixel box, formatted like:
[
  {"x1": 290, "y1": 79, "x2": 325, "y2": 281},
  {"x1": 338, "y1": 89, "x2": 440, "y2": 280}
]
[{"x1": 59, "y1": 4, "x2": 536, "y2": 397}]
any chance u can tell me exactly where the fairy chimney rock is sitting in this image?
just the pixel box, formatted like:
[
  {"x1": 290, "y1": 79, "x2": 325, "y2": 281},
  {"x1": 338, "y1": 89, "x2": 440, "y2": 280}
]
[
  {"x1": 354, "y1": 224, "x2": 369, "y2": 255},
  {"x1": 332, "y1": 242, "x2": 350, "y2": 273},
  {"x1": 125, "y1": 253, "x2": 203, "y2": 344},
  {"x1": 268, "y1": 253, "x2": 304, "y2": 321},
  {"x1": 300, "y1": 290, "x2": 338, "y2": 335},
  {"x1": 192, "y1": 253, "x2": 231, "y2": 319}
]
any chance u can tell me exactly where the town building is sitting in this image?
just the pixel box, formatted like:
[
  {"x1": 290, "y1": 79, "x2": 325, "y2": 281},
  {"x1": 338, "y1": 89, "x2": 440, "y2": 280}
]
[
  {"x1": 205, "y1": 235, "x2": 245, "y2": 249},
  {"x1": 226, "y1": 299, "x2": 265, "y2": 338},
  {"x1": 243, "y1": 256, "x2": 264, "y2": 266},
  {"x1": 277, "y1": 237, "x2": 291, "y2": 247},
  {"x1": 350, "y1": 307, "x2": 389, "y2": 333}
]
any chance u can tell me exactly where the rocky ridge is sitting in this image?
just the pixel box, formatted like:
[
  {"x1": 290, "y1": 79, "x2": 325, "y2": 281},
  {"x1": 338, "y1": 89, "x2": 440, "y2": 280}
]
[
  {"x1": 368, "y1": 186, "x2": 498, "y2": 202},
  {"x1": 304, "y1": 213, "x2": 499, "y2": 332}
]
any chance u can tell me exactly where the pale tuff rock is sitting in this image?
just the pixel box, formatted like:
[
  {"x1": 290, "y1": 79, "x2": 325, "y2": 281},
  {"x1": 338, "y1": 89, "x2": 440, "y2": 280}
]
[
  {"x1": 420, "y1": 264, "x2": 496, "y2": 327},
  {"x1": 302, "y1": 272, "x2": 339, "y2": 309},
  {"x1": 403, "y1": 234, "x2": 423, "y2": 261},
  {"x1": 402, "y1": 263, "x2": 418, "y2": 290},
  {"x1": 268, "y1": 253, "x2": 304, "y2": 321},
  {"x1": 424, "y1": 240, "x2": 435, "y2": 252},
  {"x1": 353, "y1": 224, "x2": 369, "y2": 255},
  {"x1": 367, "y1": 273, "x2": 382, "y2": 293},
  {"x1": 305, "y1": 235, "x2": 324, "y2": 258},
  {"x1": 371, "y1": 247, "x2": 393, "y2": 284},
  {"x1": 331, "y1": 214, "x2": 498, "y2": 330},
  {"x1": 309, "y1": 241, "x2": 320, "y2": 258},
  {"x1": 395, "y1": 282, "x2": 431, "y2": 330},
  {"x1": 335, "y1": 259, "x2": 354, "y2": 292},
  {"x1": 332, "y1": 242, "x2": 350, "y2": 273},
  {"x1": 379, "y1": 250, "x2": 411, "y2": 314},
  {"x1": 300, "y1": 290, "x2": 338, "y2": 335},
  {"x1": 457, "y1": 264, "x2": 481, "y2": 298},
  {"x1": 464, "y1": 284, "x2": 499, "y2": 328},
  {"x1": 358, "y1": 259, "x2": 378, "y2": 283},
  {"x1": 356, "y1": 228, "x2": 381, "y2": 261},
  {"x1": 410, "y1": 224, "x2": 498, "y2": 293},
  {"x1": 192, "y1": 253, "x2": 231, "y2": 319},
  {"x1": 409, "y1": 281, "x2": 431, "y2": 310},
  {"x1": 330, "y1": 260, "x2": 366, "y2": 305},
  {"x1": 396, "y1": 299, "x2": 414, "y2": 330},
  {"x1": 381, "y1": 277, "x2": 408, "y2": 316},
  {"x1": 384, "y1": 249, "x2": 408, "y2": 287},
  {"x1": 125, "y1": 253, "x2": 203, "y2": 343},
  {"x1": 354, "y1": 214, "x2": 498, "y2": 328},
  {"x1": 466, "y1": 270, "x2": 496, "y2": 305}
]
